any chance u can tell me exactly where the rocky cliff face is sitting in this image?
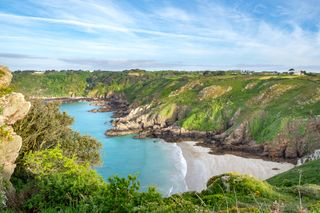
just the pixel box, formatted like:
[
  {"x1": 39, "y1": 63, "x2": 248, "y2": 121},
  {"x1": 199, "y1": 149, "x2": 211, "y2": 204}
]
[
  {"x1": 106, "y1": 104, "x2": 169, "y2": 136},
  {"x1": 0, "y1": 66, "x2": 31, "y2": 181},
  {"x1": 106, "y1": 95, "x2": 320, "y2": 162}
]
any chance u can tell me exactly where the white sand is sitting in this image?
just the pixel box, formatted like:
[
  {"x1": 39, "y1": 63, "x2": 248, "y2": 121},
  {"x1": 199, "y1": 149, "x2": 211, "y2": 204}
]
[{"x1": 178, "y1": 141, "x2": 294, "y2": 192}]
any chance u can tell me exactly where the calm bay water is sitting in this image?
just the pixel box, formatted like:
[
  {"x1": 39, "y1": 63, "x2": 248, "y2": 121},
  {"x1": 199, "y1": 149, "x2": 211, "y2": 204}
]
[{"x1": 60, "y1": 102, "x2": 187, "y2": 195}]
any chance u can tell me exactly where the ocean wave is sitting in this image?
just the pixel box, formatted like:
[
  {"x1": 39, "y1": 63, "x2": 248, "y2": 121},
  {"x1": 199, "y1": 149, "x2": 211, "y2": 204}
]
[{"x1": 165, "y1": 142, "x2": 189, "y2": 195}]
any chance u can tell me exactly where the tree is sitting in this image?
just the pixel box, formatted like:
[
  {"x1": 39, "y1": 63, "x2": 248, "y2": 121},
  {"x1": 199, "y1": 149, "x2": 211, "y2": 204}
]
[{"x1": 13, "y1": 100, "x2": 101, "y2": 166}]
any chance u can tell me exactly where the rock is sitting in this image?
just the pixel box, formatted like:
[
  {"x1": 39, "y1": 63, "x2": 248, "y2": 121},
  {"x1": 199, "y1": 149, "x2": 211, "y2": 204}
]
[
  {"x1": 0, "y1": 66, "x2": 12, "y2": 87},
  {"x1": 297, "y1": 149, "x2": 320, "y2": 165},
  {"x1": 0, "y1": 126, "x2": 22, "y2": 180},
  {"x1": 0, "y1": 93, "x2": 31, "y2": 125},
  {"x1": 0, "y1": 67, "x2": 31, "y2": 182},
  {"x1": 224, "y1": 121, "x2": 249, "y2": 145},
  {"x1": 105, "y1": 129, "x2": 140, "y2": 136},
  {"x1": 89, "y1": 105, "x2": 112, "y2": 113},
  {"x1": 198, "y1": 85, "x2": 232, "y2": 100}
]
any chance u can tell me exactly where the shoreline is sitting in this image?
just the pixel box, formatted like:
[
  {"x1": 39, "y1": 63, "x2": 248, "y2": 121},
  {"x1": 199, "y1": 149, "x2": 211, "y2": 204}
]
[
  {"x1": 32, "y1": 96, "x2": 105, "y2": 103},
  {"x1": 177, "y1": 141, "x2": 294, "y2": 192},
  {"x1": 51, "y1": 97, "x2": 301, "y2": 164},
  {"x1": 60, "y1": 101, "x2": 295, "y2": 194}
]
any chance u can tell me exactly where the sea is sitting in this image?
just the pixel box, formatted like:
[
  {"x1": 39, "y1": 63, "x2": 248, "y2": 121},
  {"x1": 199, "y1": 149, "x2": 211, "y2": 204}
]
[{"x1": 60, "y1": 101, "x2": 188, "y2": 195}]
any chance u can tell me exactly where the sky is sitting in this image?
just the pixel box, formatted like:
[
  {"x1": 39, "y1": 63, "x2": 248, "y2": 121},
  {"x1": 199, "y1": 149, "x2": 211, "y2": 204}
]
[{"x1": 0, "y1": 0, "x2": 319, "y2": 71}]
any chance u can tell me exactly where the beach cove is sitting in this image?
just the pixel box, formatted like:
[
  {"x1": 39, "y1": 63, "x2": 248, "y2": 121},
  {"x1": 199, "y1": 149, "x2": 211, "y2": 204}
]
[{"x1": 60, "y1": 101, "x2": 294, "y2": 195}]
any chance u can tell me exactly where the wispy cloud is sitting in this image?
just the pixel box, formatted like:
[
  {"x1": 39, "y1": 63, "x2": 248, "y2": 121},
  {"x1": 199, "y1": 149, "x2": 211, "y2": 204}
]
[
  {"x1": 0, "y1": 0, "x2": 319, "y2": 71},
  {"x1": 60, "y1": 58, "x2": 180, "y2": 70},
  {"x1": 0, "y1": 52, "x2": 47, "y2": 59},
  {"x1": 157, "y1": 7, "x2": 193, "y2": 21}
]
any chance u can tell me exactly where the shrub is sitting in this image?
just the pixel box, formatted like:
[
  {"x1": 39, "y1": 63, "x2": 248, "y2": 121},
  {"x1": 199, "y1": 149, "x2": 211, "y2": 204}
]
[{"x1": 24, "y1": 147, "x2": 107, "y2": 211}]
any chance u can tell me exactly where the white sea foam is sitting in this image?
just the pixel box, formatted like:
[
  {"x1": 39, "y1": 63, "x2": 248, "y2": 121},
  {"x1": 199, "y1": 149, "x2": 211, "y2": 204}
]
[
  {"x1": 158, "y1": 140, "x2": 189, "y2": 196},
  {"x1": 175, "y1": 143, "x2": 189, "y2": 191}
]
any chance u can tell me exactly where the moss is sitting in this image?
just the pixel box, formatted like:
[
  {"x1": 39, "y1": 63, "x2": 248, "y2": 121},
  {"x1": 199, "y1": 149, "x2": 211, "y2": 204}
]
[
  {"x1": 0, "y1": 125, "x2": 13, "y2": 142},
  {"x1": 0, "y1": 87, "x2": 12, "y2": 98},
  {"x1": 158, "y1": 103, "x2": 177, "y2": 118},
  {"x1": 205, "y1": 173, "x2": 279, "y2": 199}
]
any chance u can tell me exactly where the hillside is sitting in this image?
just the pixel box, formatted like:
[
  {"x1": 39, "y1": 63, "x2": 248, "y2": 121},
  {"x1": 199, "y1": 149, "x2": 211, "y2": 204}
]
[
  {"x1": 268, "y1": 159, "x2": 320, "y2": 187},
  {"x1": 0, "y1": 68, "x2": 318, "y2": 212},
  {"x1": 12, "y1": 70, "x2": 320, "y2": 161}
]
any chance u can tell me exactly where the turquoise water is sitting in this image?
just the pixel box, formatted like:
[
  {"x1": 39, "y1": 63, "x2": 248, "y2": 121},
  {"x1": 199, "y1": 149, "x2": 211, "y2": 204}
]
[{"x1": 60, "y1": 102, "x2": 187, "y2": 195}]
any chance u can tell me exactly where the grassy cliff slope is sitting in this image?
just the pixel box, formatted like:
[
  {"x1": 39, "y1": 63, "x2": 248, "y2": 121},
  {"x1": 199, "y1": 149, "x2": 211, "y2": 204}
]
[{"x1": 12, "y1": 70, "x2": 320, "y2": 159}]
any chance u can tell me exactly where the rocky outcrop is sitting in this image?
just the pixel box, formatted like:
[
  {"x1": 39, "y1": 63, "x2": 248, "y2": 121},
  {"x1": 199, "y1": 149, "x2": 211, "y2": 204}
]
[
  {"x1": 105, "y1": 103, "x2": 198, "y2": 140},
  {"x1": 0, "y1": 93, "x2": 31, "y2": 125},
  {"x1": 224, "y1": 121, "x2": 249, "y2": 145},
  {"x1": 263, "y1": 117, "x2": 320, "y2": 161},
  {"x1": 105, "y1": 82, "x2": 319, "y2": 163},
  {"x1": 198, "y1": 85, "x2": 232, "y2": 101},
  {"x1": 106, "y1": 104, "x2": 167, "y2": 136},
  {"x1": 297, "y1": 149, "x2": 320, "y2": 165},
  {"x1": 0, "y1": 66, "x2": 12, "y2": 87},
  {"x1": 0, "y1": 67, "x2": 31, "y2": 181}
]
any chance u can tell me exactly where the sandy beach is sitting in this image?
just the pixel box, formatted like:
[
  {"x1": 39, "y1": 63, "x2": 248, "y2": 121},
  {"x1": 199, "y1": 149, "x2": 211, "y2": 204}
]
[{"x1": 178, "y1": 141, "x2": 295, "y2": 192}]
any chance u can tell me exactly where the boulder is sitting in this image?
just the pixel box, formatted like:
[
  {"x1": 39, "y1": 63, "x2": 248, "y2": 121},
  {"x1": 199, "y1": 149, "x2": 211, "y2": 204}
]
[
  {"x1": 0, "y1": 126, "x2": 22, "y2": 180},
  {"x1": 0, "y1": 93, "x2": 31, "y2": 125},
  {"x1": 0, "y1": 66, "x2": 12, "y2": 87}
]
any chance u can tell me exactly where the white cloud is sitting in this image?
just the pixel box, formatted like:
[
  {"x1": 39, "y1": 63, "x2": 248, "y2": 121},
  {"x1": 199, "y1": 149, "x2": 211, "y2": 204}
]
[
  {"x1": 157, "y1": 7, "x2": 192, "y2": 21},
  {"x1": 0, "y1": 0, "x2": 319, "y2": 71}
]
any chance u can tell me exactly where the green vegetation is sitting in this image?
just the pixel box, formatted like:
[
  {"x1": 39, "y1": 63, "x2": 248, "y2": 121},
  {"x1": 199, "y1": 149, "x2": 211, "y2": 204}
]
[
  {"x1": 12, "y1": 70, "x2": 320, "y2": 144},
  {"x1": 12, "y1": 71, "x2": 91, "y2": 97},
  {"x1": 267, "y1": 159, "x2": 320, "y2": 187},
  {"x1": 6, "y1": 70, "x2": 320, "y2": 212},
  {"x1": 9, "y1": 152, "x2": 320, "y2": 212},
  {"x1": 13, "y1": 101, "x2": 101, "y2": 166}
]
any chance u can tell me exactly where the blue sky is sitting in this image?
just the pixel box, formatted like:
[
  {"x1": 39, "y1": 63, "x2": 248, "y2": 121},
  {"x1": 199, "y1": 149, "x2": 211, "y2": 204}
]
[{"x1": 0, "y1": 0, "x2": 319, "y2": 71}]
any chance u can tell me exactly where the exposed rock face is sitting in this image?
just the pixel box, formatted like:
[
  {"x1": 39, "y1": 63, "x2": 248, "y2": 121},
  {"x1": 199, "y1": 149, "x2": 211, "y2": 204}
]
[
  {"x1": 0, "y1": 67, "x2": 31, "y2": 181},
  {"x1": 198, "y1": 85, "x2": 232, "y2": 101},
  {"x1": 105, "y1": 81, "x2": 319, "y2": 162},
  {"x1": 224, "y1": 122, "x2": 249, "y2": 145},
  {"x1": 0, "y1": 126, "x2": 23, "y2": 180},
  {"x1": 106, "y1": 104, "x2": 167, "y2": 136},
  {"x1": 297, "y1": 149, "x2": 320, "y2": 165},
  {"x1": 0, "y1": 66, "x2": 12, "y2": 87},
  {"x1": 263, "y1": 117, "x2": 320, "y2": 161},
  {"x1": 105, "y1": 103, "x2": 202, "y2": 141},
  {"x1": 0, "y1": 93, "x2": 31, "y2": 125}
]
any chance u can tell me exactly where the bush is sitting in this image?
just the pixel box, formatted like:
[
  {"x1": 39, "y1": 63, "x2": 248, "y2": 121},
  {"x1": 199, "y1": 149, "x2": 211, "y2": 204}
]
[
  {"x1": 13, "y1": 101, "x2": 101, "y2": 166},
  {"x1": 24, "y1": 147, "x2": 107, "y2": 211}
]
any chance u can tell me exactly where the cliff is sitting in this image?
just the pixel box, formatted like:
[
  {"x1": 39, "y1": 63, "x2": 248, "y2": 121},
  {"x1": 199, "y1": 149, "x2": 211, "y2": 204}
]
[
  {"x1": 0, "y1": 66, "x2": 31, "y2": 181},
  {"x1": 12, "y1": 70, "x2": 320, "y2": 162}
]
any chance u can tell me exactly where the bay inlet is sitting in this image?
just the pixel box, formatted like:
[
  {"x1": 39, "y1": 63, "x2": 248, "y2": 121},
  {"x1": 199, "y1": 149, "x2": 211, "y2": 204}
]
[
  {"x1": 60, "y1": 101, "x2": 188, "y2": 196},
  {"x1": 60, "y1": 101, "x2": 294, "y2": 195}
]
